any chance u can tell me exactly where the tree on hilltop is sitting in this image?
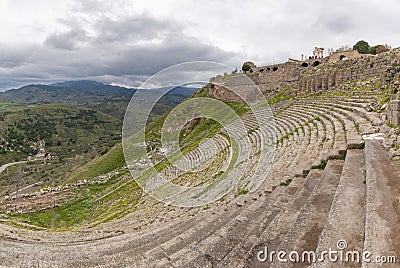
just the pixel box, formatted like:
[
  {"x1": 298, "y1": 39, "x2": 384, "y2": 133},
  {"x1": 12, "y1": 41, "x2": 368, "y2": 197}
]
[
  {"x1": 353, "y1": 40, "x2": 390, "y2": 55},
  {"x1": 368, "y1": 45, "x2": 377, "y2": 55},
  {"x1": 353, "y1": 40, "x2": 371, "y2": 54},
  {"x1": 242, "y1": 63, "x2": 251, "y2": 73}
]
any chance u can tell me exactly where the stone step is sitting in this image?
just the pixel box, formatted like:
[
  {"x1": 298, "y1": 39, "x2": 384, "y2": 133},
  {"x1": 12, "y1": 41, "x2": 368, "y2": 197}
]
[
  {"x1": 272, "y1": 118, "x2": 290, "y2": 138},
  {"x1": 240, "y1": 169, "x2": 323, "y2": 268},
  {"x1": 271, "y1": 160, "x2": 344, "y2": 267},
  {"x1": 273, "y1": 117, "x2": 294, "y2": 137},
  {"x1": 312, "y1": 149, "x2": 366, "y2": 267},
  {"x1": 333, "y1": 104, "x2": 375, "y2": 134},
  {"x1": 321, "y1": 113, "x2": 346, "y2": 157},
  {"x1": 274, "y1": 114, "x2": 302, "y2": 135},
  {"x1": 337, "y1": 100, "x2": 368, "y2": 109},
  {"x1": 213, "y1": 187, "x2": 303, "y2": 267},
  {"x1": 339, "y1": 115, "x2": 363, "y2": 149},
  {"x1": 283, "y1": 125, "x2": 312, "y2": 178},
  {"x1": 285, "y1": 107, "x2": 334, "y2": 159},
  {"x1": 166, "y1": 188, "x2": 289, "y2": 266},
  {"x1": 56, "y1": 201, "x2": 252, "y2": 265},
  {"x1": 159, "y1": 195, "x2": 268, "y2": 258},
  {"x1": 294, "y1": 123, "x2": 320, "y2": 177},
  {"x1": 313, "y1": 103, "x2": 365, "y2": 148},
  {"x1": 362, "y1": 140, "x2": 400, "y2": 268},
  {"x1": 290, "y1": 104, "x2": 346, "y2": 157},
  {"x1": 335, "y1": 102, "x2": 373, "y2": 122},
  {"x1": 280, "y1": 109, "x2": 312, "y2": 127}
]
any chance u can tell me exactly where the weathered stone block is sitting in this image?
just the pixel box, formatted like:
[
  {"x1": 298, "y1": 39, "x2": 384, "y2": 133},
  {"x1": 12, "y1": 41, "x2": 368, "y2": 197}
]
[{"x1": 387, "y1": 100, "x2": 400, "y2": 126}]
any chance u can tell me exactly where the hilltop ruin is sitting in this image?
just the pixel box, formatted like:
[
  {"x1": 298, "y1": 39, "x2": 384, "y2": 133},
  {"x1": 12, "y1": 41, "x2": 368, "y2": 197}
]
[
  {"x1": 1, "y1": 45, "x2": 400, "y2": 267},
  {"x1": 209, "y1": 46, "x2": 400, "y2": 126}
]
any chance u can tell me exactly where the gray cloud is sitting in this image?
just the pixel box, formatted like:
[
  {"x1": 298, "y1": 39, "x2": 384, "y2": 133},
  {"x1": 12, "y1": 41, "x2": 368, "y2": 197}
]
[
  {"x1": 1, "y1": 0, "x2": 400, "y2": 90},
  {"x1": 93, "y1": 16, "x2": 182, "y2": 44},
  {"x1": 44, "y1": 28, "x2": 89, "y2": 50},
  {"x1": 0, "y1": 10, "x2": 242, "y2": 90},
  {"x1": 316, "y1": 8, "x2": 354, "y2": 34}
]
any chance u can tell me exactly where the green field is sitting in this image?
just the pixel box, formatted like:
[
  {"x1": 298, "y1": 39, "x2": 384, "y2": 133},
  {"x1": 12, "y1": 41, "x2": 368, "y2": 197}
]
[{"x1": 0, "y1": 102, "x2": 23, "y2": 112}]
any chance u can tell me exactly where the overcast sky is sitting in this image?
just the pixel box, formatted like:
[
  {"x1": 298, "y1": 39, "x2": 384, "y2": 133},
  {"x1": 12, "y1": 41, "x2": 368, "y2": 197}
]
[{"x1": 0, "y1": 0, "x2": 399, "y2": 90}]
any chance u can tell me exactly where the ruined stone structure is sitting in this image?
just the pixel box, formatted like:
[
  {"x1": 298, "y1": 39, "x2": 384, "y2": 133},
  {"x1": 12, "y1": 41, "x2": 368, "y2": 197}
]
[
  {"x1": 326, "y1": 49, "x2": 359, "y2": 62},
  {"x1": 210, "y1": 60, "x2": 300, "y2": 98},
  {"x1": 209, "y1": 48, "x2": 400, "y2": 125},
  {"x1": 313, "y1": 47, "x2": 324, "y2": 59},
  {"x1": 2, "y1": 47, "x2": 400, "y2": 268},
  {"x1": 209, "y1": 48, "x2": 366, "y2": 99},
  {"x1": 298, "y1": 52, "x2": 389, "y2": 93},
  {"x1": 384, "y1": 57, "x2": 400, "y2": 126},
  {"x1": 2, "y1": 75, "x2": 400, "y2": 267}
]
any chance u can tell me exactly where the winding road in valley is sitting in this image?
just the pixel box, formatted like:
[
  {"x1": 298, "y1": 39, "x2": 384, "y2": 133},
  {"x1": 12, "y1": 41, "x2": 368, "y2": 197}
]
[{"x1": 0, "y1": 161, "x2": 27, "y2": 173}]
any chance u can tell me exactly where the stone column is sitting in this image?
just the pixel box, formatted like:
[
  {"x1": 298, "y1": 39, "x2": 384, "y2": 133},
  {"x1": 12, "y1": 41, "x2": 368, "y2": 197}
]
[
  {"x1": 313, "y1": 77, "x2": 318, "y2": 92},
  {"x1": 321, "y1": 74, "x2": 328, "y2": 91},
  {"x1": 317, "y1": 76, "x2": 322, "y2": 91},
  {"x1": 315, "y1": 76, "x2": 320, "y2": 91},
  {"x1": 327, "y1": 72, "x2": 335, "y2": 89},
  {"x1": 335, "y1": 70, "x2": 342, "y2": 85}
]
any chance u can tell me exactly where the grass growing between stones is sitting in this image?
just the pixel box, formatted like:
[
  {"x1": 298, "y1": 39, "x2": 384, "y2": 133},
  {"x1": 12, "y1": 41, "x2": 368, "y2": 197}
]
[
  {"x1": 280, "y1": 178, "x2": 293, "y2": 186},
  {"x1": 316, "y1": 159, "x2": 328, "y2": 170},
  {"x1": 354, "y1": 122, "x2": 360, "y2": 132},
  {"x1": 268, "y1": 88, "x2": 294, "y2": 105},
  {"x1": 354, "y1": 142, "x2": 365, "y2": 149},
  {"x1": 236, "y1": 189, "x2": 249, "y2": 196}
]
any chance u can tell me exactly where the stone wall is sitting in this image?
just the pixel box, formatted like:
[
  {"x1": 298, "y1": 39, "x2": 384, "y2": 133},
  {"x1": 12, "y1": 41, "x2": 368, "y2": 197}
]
[
  {"x1": 327, "y1": 50, "x2": 360, "y2": 62},
  {"x1": 209, "y1": 73, "x2": 265, "y2": 104},
  {"x1": 387, "y1": 94, "x2": 400, "y2": 126},
  {"x1": 207, "y1": 49, "x2": 400, "y2": 106},
  {"x1": 210, "y1": 61, "x2": 301, "y2": 97},
  {"x1": 298, "y1": 54, "x2": 390, "y2": 93},
  {"x1": 249, "y1": 61, "x2": 300, "y2": 94}
]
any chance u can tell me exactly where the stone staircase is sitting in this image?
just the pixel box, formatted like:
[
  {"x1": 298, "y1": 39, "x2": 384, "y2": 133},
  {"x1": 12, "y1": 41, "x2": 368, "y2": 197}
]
[{"x1": 0, "y1": 92, "x2": 399, "y2": 267}]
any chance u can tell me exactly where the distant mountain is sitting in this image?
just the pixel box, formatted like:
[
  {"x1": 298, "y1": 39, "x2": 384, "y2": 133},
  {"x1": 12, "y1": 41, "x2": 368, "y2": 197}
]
[
  {"x1": 148, "y1": 86, "x2": 198, "y2": 98},
  {"x1": 0, "y1": 84, "x2": 88, "y2": 104},
  {"x1": 51, "y1": 80, "x2": 197, "y2": 97},
  {"x1": 51, "y1": 80, "x2": 134, "y2": 97},
  {"x1": 0, "y1": 81, "x2": 198, "y2": 120},
  {"x1": 0, "y1": 80, "x2": 135, "y2": 104}
]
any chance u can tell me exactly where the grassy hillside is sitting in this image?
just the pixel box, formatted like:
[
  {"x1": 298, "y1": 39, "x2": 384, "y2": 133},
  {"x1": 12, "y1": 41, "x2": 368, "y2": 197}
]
[
  {"x1": 67, "y1": 143, "x2": 125, "y2": 183},
  {"x1": 0, "y1": 104, "x2": 121, "y2": 164}
]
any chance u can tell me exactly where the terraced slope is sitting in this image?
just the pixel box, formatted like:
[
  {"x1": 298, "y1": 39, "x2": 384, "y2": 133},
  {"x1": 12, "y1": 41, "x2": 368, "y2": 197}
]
[{"x1": 0, "y1": 86, "x2": 399, "y2": 268}]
